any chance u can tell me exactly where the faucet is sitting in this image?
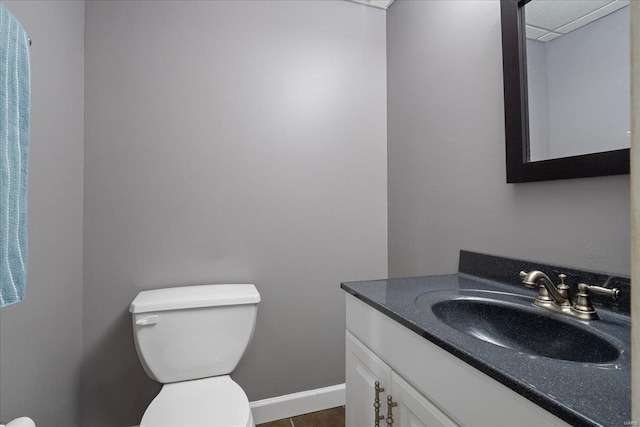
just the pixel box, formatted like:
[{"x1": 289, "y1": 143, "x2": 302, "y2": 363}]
[
  {"x1": 519, "y1": 270, "x2": 570, "y2": 306},
  {"x1": 519, "y1": 270, "x2": 619, "y2": 320}
]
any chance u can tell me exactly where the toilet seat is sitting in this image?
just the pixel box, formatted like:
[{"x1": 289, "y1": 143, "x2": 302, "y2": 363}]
[{"x1": 140, "y1": 376, "x2": 254, "y2": 427}]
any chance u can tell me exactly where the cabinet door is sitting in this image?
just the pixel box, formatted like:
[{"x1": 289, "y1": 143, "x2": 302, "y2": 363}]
[
  {"x1": 388, "y1": 371, "x2": 459, "y2": 427},
  {"x1": 346, "y1": 331, "x2": 392, "y2": 427}
]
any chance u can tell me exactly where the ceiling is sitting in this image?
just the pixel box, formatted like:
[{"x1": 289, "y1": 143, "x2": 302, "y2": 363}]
[
  {"x1": 525, "y1": 0, "x2": 629, "y2": 42},
  {"x1": 345, "y1": 0, "x2": 395, "y2": 10}
]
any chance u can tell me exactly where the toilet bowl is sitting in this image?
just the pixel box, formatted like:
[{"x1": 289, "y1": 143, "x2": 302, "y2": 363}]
[
  {"x1": 130, "y1": 284, "x2": 260, "y2": 427},
  {"x1": 4, "y1": 417, "x2": 35, "y2": 427},
  {"x1": 140, "y1": 377, "x2": 253, "y2": 427}
]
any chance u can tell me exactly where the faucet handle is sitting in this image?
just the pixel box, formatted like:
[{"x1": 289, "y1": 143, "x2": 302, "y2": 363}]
[
  {"x1": 573, "y1": 283, "x2": 620, "y2": 320},
  {"x1": 573, "y1": 283, "x2": 597, "y2": 318},
  {"x1": 556, "y1": 274, "x2": 569, "y2": 299},
  {"x1": 586, "y1": 284, "x2": 620, "y2": 300}
]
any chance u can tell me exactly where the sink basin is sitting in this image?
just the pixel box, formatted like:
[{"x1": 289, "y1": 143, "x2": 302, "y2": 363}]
[{"x1": 431, "y1": 298, "x2": 620, "y2": 363}]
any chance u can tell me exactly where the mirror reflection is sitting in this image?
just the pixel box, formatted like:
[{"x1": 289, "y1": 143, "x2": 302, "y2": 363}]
[{"x1": 524, "y1": 0, "x2": 630, "y2": 162}]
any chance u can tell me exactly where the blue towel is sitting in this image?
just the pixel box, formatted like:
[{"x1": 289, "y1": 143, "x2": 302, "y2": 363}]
[{"x1": 0, "y1": 3, "x2": 30, "y2": 308}]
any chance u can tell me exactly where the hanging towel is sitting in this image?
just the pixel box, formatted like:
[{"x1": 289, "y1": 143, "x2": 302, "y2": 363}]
[{"x1": 0, "y1": 3, "x2": 30, "y2": 308}]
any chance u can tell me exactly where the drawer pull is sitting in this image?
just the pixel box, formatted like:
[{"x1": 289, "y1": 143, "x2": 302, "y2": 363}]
[
  {"x1": 386, "y1": 395, "x2": 398, "y2": 426},
  {"x1": 374, "y1": 381, "x2": 385, "y2": 427}
]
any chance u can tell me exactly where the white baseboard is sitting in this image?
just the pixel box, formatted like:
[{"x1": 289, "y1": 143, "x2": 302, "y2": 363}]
[{"x1": 249, "y1": 383, "x2": 346, "y2": 424}]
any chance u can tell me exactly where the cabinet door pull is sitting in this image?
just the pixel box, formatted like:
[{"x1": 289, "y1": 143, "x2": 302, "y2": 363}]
[
  {"x1": 374, "y1": 381, "x2": 386, "y2": 427},
  {"x1": 386, "y1": 395, "x2": 398, "y2": 426}
]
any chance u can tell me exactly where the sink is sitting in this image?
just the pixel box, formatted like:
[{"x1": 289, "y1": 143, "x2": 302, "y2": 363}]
[{"x1": 431, "y1": 298, "x2": 620, "y2": 363}]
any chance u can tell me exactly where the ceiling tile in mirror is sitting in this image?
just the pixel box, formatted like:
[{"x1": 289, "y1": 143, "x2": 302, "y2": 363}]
[
  {"x1": 555, "y1": 0, "x2": 629, "y2": 34},
  {"x1": 344, "y1": 0, "x2": 395, "y2": 9},
  {"x1": 537, "y1": 31, "x2": 561, "y2": 42},
  {"x1": 526, "y1": 25, "x2": 549, "y2": 40},
  {"x1": 525, "y1": 0, "x2": 614, "y2": 32}
]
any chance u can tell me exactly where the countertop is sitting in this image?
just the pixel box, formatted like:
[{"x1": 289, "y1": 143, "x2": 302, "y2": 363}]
[{"x1": 341, "y1": 251, "x2": 631, "y2": 427}]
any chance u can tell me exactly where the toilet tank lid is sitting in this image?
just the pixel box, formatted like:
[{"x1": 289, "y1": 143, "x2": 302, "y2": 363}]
[{"x1": 130, "y1": 284, "x2": 260, "y2": 314}]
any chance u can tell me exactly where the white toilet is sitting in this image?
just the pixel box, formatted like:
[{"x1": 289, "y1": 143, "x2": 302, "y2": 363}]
[{"x1": 130, "y1": 284, "x2": 261, "y2": 427}]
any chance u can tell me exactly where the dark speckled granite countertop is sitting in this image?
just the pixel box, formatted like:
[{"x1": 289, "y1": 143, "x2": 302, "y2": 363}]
[{"x1": 341, "y1": 251, "x2": 631, "y2": 427}]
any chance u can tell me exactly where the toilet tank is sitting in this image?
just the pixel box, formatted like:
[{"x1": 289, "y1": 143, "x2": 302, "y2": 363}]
[{"x1": 130, "y1": 284, "x2": 260, "y2": 384}]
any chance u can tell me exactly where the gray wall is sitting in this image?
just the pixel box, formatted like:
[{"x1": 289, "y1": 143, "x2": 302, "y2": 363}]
[
  {"x1": 83, "y1": 1, "x2": 387, "y2": 426},
  {"x1": 387, "y1": 0, "x2": 630, "y2": 277},
  {"x1": 0, "y1": 1, "x2": 85, "y2": 426}
]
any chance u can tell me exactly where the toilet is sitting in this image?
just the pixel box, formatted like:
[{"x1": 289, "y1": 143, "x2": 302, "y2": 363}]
[{"x1": 130, "y1": 284, "x2": 260, "y2": 427}]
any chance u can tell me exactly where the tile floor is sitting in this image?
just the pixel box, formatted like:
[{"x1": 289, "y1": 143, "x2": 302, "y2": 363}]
[{"x1": 256, "y1": 406, "x2": 345, "y2": 427}]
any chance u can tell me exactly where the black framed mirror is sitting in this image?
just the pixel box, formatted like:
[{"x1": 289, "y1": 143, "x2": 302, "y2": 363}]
[{"x1": 500, "y1": 0, "x2": 630, "y2": 183}]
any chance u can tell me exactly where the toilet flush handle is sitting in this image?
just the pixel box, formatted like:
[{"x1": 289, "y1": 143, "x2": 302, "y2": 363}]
[{"x1": 136, "y1": 315, "x2": 158, "y2": 326}]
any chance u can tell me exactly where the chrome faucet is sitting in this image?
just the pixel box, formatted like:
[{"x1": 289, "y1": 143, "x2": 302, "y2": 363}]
[{"x1": 519, "y1": 270, "x2": 619, "y2": 320}]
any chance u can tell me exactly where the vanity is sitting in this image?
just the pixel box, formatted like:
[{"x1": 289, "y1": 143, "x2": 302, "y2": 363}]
[{"x1": 342, "y1": 251, "x2": 631, "y2": 426}]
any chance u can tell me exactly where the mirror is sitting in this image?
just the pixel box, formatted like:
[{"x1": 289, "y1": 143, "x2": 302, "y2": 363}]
[{"x1": 500, "y1": 0, "x2": 630, "y2": 183}]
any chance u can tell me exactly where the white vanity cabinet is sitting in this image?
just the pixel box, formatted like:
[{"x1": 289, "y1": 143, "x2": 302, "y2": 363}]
[
  {"x1": 346, "y1": 330, "x2": 456, "y2": 427},
  {"x1": 345, "y1": 294, "x2": 570, "y2": 427}
]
